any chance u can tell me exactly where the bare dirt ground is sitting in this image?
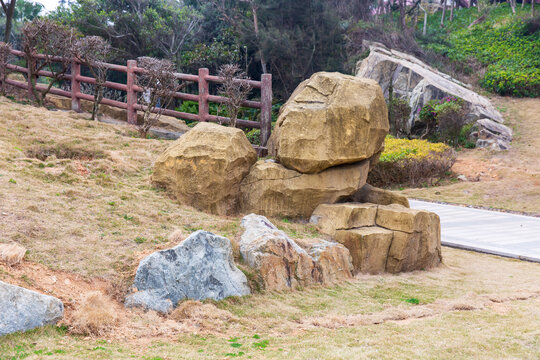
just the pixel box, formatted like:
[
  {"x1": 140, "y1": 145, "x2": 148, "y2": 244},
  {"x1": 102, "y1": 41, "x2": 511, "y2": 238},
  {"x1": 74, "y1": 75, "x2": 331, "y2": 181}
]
[
  {"x1": 1, "y1": 96, "x2": 540, "y2": 359},
  {"x1": 401, "y1": 97, "x2": 540, "y2": 215}
]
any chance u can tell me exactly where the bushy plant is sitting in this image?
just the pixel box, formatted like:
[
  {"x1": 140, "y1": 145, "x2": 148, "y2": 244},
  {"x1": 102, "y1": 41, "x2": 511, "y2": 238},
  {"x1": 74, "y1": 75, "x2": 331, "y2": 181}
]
[
  {"x1": 419, "y1": 4, "x2": 540, "y2": 97},
  {"x1": 368, "y1": 136, "x2": 457, "y2": 187},
  {"x1": 417, "y1": 96, "x2": 466, "y2": 145}
]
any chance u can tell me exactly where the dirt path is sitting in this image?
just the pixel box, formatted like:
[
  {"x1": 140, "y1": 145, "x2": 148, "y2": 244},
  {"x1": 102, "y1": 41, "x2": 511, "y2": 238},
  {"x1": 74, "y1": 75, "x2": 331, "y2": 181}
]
[{"x1": 401, "y1": 97, "x2": 540, "y2": 214}]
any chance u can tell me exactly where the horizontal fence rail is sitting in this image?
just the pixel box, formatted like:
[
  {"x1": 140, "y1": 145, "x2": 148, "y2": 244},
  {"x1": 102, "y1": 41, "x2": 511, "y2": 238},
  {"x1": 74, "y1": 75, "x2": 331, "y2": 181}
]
[{"x1": 1, "y1": 49, "x2": 273, "y2": 146}]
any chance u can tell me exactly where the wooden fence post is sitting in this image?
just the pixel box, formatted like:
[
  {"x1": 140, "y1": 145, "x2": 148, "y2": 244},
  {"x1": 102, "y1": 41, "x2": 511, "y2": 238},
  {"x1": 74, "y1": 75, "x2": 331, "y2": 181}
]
[
  {"x1": 260, "y1": 73, "x2": 272, "y2": 147},
  {"x1": 126, "y1": 59, "x2": 137, "y2": 125},
  {"x1": 198, "y1": 68, "x2": 209, "y2": 122},
  {"x1": 26, "y1": 56, "x2": 33, "y2": 100},
  {"x1": 71, "y1": 59, "x2": 81, "y2": 112}
]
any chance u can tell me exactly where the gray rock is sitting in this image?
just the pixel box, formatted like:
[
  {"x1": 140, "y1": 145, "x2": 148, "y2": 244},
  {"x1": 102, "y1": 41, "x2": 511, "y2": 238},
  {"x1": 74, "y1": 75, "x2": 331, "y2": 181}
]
[
  {"x1": 0, "y1": 281, "x2": 64, "y2": 336},
  {"x1": 125, "y1": 231, "x2": 250, "y2": 313},
  {"x1": 474, "y1": 118, "x2": 513, "y2": 150},
  {"x1": 356, "y1": 42, "x2": 504, "y2": 134}
]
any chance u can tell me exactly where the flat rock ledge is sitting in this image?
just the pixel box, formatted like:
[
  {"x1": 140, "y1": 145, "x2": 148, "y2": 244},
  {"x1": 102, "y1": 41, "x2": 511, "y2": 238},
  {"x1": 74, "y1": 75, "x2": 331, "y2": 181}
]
[
  {"x1": 125, "y1": 231, "x2": 250, "y2": 314},
  {"x1": 0, "y1": 281, "x2": 64, "y2": 336}
]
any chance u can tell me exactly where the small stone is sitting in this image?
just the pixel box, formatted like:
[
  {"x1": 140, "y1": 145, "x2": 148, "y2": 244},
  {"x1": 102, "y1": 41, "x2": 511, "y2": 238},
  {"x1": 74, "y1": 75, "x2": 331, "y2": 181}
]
[{"x1": 457, "y1": 175, "x2": 468, "y2": 182}]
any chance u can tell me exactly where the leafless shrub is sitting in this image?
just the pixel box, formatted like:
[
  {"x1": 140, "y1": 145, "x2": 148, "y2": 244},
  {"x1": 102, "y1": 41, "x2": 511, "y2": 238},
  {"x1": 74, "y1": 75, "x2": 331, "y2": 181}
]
[
  {"x1": 136, "y1": 56, "x2": 181, "y2": 138},
  {"x1": 368, "y1": 148, "x2": 457, "y2": 187},
  {"x1": 74, "y1": 36, "x2": 112, "y2": 120},
  {"x1": 22, "y1": 19, "x2": 78, "y2": 106},
  {"x1": 438, "y1": 106, "x2": 467, "y2": 147},
  {"x1": 70, "y1": 291, "x2": 118, "y2": 336},
  {"x1": 0, "y1": 243, "x2": 26, "y2": 266},
  {"x1": 218, "y1": 64, "x2": 252, "y2": 128},
  {"x1": 0, "y1": 42, "x2": 13, "y2": 96}
]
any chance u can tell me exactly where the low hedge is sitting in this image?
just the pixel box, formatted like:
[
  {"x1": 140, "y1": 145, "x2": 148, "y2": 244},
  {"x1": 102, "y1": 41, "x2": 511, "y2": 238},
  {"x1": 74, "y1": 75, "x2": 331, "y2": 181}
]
[{"x1": 368, "y1": 136, "x2": 457, "y2": 187}]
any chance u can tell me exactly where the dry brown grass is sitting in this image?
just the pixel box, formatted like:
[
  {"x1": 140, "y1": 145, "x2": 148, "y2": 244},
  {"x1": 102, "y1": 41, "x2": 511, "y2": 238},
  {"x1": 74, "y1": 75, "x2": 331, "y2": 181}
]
[
  {"x1": 69, "y1": 291, "x2": 118, "y2": 336},
  {"x1": 400, "y1": 96, "x2": 540, "y2": 214},
  {"x1": 0, "y1": 243, "x2": 26, "y2": 266}
]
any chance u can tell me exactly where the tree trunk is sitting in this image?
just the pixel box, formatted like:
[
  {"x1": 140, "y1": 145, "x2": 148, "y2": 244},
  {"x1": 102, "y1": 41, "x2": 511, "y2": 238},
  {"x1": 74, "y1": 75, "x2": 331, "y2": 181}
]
[
  {"x1": 441, "y1": 0, "x2": 447, "y2": 27},
  {"x1": 422, "y1": 6, "x2": 428, "y2": 35},
  {"x1": 399, "y1": 0, "x2": 407, "y2": 30},
  {"x1": 250, "y1": 3, "x2": 267, "y2": 74},
  {"x1": 2, "y1": 0, "x2": 16, "y2": 43},
  {"x1": 522, "y1": 0, "x2": 525, "y2": 9},
  {"x1": 533, "y1": 0, "x2": 535, "y2": 16},
  {"x1": 450, "y1": 0, "x2": 455, "y2": 21}
]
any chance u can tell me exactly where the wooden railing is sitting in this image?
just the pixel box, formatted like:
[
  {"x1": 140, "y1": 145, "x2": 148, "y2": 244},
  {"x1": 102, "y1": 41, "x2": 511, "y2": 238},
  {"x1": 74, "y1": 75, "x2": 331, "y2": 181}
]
[{"x1": 2, "y1": 49, "x2": 273, "y2": 146}]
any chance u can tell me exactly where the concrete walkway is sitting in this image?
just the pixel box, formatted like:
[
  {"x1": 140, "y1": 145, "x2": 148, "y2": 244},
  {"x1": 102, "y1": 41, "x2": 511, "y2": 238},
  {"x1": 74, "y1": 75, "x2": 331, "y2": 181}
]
[{"x1": 410, "y1": 200, "x2": 540, "y2": 263}]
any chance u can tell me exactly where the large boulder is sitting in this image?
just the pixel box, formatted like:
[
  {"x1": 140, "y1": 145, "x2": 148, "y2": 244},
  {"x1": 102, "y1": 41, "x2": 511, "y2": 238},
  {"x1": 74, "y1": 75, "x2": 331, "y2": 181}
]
[
  {"x1": 0, "y1": 281, "x2": 64, "y2": 336},
  {"x1": 268, "y1": 72, "x2": 389, "y2": 174},
  {"x1": 125, "y1": 231, "x2": 250, "y2": 313},
  {"x1": 356, "y1": 42, "x2": 505, "y2": 134},
  {"x1": 240, "y1": 159, "x2": 370, "y2": 219},
  {"x1": 153, "y1": 122, "x2": 257, "y2": 215},
  {"x1": 240, "y1": 214, "x2": 353, "y2": 291}
]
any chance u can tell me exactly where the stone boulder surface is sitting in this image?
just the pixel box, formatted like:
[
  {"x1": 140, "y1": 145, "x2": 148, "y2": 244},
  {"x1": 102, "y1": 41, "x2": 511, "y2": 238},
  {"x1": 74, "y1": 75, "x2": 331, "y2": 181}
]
[
  {"x1": 356, "y1": 42, "x2": 505, "y2": 134},
  {"x1": 125, "y1": 231, "x2": 250, "y2": 313},
  {"x1": 240, "y1": 214, "x2": 353, "y2": 291},
  {"x1": 268, "y1": 72, "x2": 389, "y2": 174},
  {"x1": 153, "y1": 122, "x2": 257, "y2": 215},
  {"x1": 310, "y1": 203, "x2": 442, "y2": 274},
  {"x1": 310, "y1": 203, "x2": 378, "y2": 236},
  {"x1": 240, "y1": 159, "x2": 370, "y2": 219},
  {"x1": 349, "y1": 183, "x2": 410, "y2": 208},
  {"x1": 0, "y1": 281, "x2": 64, "y2": 336},
  {"x1": 474, "y1": 118, "x2": 513, "y2": 150}
]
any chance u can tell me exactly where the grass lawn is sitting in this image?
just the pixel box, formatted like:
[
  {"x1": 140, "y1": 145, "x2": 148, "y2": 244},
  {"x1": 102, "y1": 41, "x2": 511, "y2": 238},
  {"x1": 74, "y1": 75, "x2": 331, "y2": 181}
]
[{"x1": 1, "y1": 96, "x2": 539, "y2": 359}]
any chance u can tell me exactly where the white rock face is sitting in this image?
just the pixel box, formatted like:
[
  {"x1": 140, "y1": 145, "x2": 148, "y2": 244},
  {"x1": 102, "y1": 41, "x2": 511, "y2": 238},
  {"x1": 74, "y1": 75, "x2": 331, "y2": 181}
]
[
  {"x1": 125, "y1": 231, "x2": 250, "y2": 313},
  {"x1": 356, "y1": 42, "x2": 505, "y2": 133},
  {"x1": 0, "y1": 281, "x2": 64, "y2": 336}
]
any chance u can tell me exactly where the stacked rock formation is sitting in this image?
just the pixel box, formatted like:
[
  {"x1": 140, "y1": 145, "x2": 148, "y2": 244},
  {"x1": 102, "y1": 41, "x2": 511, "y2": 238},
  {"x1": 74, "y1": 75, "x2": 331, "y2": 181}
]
[{"x1": 241, "y1": 72, "x2": 389, "y2": 218}]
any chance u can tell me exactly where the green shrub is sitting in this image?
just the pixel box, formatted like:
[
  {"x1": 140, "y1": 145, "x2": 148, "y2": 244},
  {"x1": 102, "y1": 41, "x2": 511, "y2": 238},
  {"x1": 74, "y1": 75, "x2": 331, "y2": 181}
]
[
  {"x1": 418, "y1": 96, "x2": 466, "y2": 145},
  {"x1": 419, "y1": 4, "x2": 540, "y2": 97},
  {"x1": 368, "y1": 136, "x2": 457, "y2": 187}
]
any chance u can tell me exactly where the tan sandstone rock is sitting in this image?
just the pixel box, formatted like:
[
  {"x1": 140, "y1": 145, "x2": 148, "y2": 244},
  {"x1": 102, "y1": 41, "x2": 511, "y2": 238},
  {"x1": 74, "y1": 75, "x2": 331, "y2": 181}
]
[
  {"x1": 311, "y1": 202, "x2": 441, "y2": 274},
  {"x1": 268, "y1": 72, "x2": 389, "y2": 174},
  {"x1": 351, "y1": 183, "x2": 410, "y2": 208},
  {"x1": 375, "y1": 204, "x2": 442, "y2": 272},
  {"x1": 240, "y1": 159, "x2": 370, "y2": 219},
  {"x1": 153, "y1": 122, "x2": 257, "y2": 215},
  {"x1": 240, "y1": 214, "x2": 353, "y2": 291},
  {"x1": 334, "y1": 227, "x2": 394, "y2": 274},
  {"x1": 310, "y1": 203, "x2": 377, "y2": 236}
]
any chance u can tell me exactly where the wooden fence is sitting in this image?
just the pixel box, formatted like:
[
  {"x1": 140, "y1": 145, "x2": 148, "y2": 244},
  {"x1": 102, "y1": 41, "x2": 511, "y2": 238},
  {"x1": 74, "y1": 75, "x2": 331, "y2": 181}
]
[{"x1": 2, "y1": 49, "x2": 273, "y2": 146}]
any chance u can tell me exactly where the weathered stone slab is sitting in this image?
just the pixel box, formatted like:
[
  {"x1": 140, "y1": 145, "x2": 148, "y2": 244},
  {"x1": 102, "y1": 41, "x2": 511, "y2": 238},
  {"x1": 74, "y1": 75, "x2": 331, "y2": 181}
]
[
  {"x1": 310, "y1": 203, "x2": 378, "y2": 236},
  {"x1": 240, "y1": 159, "x2": 370, "y2": 219}
]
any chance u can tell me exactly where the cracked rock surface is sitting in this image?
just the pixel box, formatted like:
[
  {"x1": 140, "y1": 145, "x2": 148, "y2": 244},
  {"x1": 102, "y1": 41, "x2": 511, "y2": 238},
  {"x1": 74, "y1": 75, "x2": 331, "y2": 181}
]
[{"x1": 240, "y1": 214, "x2": 353, "y2": 291}]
